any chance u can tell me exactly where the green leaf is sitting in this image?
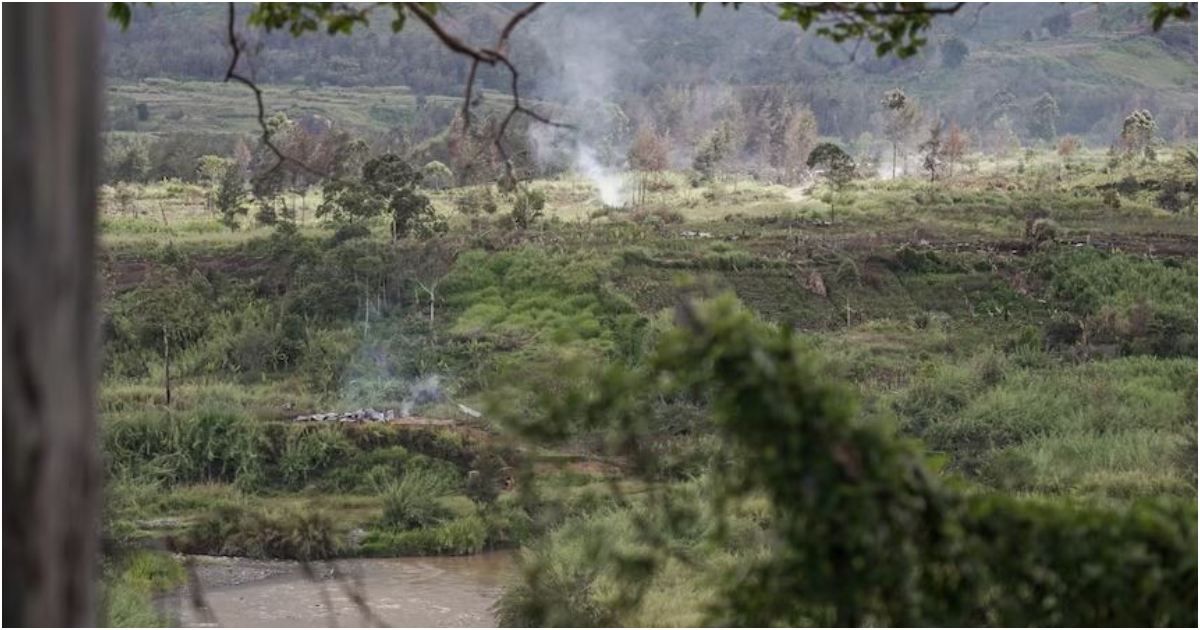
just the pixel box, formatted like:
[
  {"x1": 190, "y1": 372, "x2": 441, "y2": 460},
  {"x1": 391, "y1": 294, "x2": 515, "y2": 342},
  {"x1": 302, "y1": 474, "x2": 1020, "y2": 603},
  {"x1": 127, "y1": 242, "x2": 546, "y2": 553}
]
[{"x1": 107, "y1": 2, "x2": 133, "y2": 29}]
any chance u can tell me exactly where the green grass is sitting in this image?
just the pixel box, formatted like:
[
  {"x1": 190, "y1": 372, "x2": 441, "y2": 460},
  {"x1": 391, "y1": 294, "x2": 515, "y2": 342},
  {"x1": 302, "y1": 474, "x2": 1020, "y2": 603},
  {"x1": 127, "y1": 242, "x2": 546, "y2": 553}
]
[
  {"x1": 900, "y1": 355, "x2": 1197, "y2": 500},
  {"x1": 101, "y1": 550, "x2": 185, "y2": 627}
]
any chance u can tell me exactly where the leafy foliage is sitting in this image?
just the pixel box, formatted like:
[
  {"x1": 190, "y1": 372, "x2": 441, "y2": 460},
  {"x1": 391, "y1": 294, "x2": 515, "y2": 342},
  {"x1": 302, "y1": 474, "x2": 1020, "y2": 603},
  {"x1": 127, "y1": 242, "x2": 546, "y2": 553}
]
[
  {"x1": 103, "y1": 408, "x2": 263, "y2": 486},
  {"x1": 381, "y1": 469, "x2": 454, "y2": 530},
  {"x1": 214, "y1": 162, "x2": 248, "y2": 230},
  {"x1": 691, "y1": 123, "x2": 734, "y2": 183},
  {"x1": 1027, "y1": 92, "x2": 1060, "y2": 142},
  {"x1": 505, "y1": 295, "x2": 1197, "y2": 626},
  {"x1": 319, "y1": 153, "x2": 445, "y2": 240},
  {"x1": 181, "y1": 505, "x2": 343, "y2": 560},
  {"x1": 510, "y1": 188, "x2": 546, "y2": 229},
  {"x1": 1121, "y1": 109, "x2": 1159, "y2": 157}
]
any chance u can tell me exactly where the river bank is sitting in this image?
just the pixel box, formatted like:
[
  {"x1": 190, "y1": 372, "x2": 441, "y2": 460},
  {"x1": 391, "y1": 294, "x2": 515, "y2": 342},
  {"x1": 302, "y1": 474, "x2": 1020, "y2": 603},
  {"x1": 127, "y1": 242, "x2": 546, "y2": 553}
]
[{"x1": 159, "y1": 552, "x2": 515, "y2": 627}]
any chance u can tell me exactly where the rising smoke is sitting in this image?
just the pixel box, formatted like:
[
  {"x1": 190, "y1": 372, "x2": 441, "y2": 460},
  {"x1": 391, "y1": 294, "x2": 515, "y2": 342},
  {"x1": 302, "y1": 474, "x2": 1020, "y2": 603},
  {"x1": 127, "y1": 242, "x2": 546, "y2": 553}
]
[{"x1": 523, "y1": 6, "x2": 636, "y2": 207}]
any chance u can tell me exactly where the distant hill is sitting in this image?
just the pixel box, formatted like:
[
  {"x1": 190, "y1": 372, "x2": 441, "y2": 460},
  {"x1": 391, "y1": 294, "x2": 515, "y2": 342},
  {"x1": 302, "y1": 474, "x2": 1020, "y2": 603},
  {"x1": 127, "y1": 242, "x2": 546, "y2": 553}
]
[{"x1": 104, "y1": 3, "x2": 1196, "y2": 145}]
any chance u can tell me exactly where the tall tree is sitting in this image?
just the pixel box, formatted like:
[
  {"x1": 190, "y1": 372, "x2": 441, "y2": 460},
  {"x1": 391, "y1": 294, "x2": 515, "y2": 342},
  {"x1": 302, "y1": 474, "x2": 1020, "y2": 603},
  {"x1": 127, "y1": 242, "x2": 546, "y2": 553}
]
[
  {"x1": 880, "y1": 88, "x2": 921, "y2": 179},
  {"x1": 196, "y1": 154, "x2": 234, "y2": 213},
  {"x1": 943, "y1": 122, "x2": 970, "y2": 176},
  {"x1": 1120, "y1": 109, "x2": 1158, "y2": 159},
  {"x1": 1028, "y1": 92, "x2": 1060, "y2": 143},
  {"x1": 319, "y1": 154, "x2": 445, "y2": 240},
  {"x1": 806, "y1": 142, "x2": 856, "y2": 224},
  {"x1": 214, "y1": 161, "x2": 249, "y2": 230},
  {"x1": 692, "y1": 122, "x2": 734, "y2": 183},
  {"x1": 782, "y1": 105, "x2": 820, "y2": 183},
  {"x1": 918, "y1": 120, "x2": 945, "y2": 182},
  {"x1": 628, "y1": 125, "x2": 669, "y2": 206}
]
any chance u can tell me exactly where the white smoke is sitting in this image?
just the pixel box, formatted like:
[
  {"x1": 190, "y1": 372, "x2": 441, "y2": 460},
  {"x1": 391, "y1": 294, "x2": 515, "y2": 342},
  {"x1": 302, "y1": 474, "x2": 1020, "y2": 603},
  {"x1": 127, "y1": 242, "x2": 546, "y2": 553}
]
[
  {"x1": 523, "y1": 6, "x2": 635, "y2": 207},
  {"x1": 575, "y1": 146, "x2": 625, "y2": 206},
  {"x1": 400, "y1": 374, "x2": 443, "y2": 417}
]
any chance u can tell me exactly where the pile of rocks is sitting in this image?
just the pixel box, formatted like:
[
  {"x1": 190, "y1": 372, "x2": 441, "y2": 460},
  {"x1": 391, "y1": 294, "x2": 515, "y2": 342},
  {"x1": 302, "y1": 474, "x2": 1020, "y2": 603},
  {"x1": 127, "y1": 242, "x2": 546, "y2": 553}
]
[{"x1": 292, "y1": 408, "x2": 396, "y2": 423}]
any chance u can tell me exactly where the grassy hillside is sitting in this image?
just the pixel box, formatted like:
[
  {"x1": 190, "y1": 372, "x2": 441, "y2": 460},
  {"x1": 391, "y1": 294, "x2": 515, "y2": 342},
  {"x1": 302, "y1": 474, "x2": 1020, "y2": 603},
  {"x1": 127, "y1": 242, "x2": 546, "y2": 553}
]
[
  {"x1": 104, "y1": 4, "x2": 1197, "y2": 146},
  {"x1": 106, "y1": 79, "x2": 521, "y2": 139}
]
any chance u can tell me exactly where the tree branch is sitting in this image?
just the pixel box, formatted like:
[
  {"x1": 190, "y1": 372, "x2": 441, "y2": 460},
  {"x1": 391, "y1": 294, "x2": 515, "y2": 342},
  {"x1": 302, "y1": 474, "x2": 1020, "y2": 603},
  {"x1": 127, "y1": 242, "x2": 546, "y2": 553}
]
[
  {"x1": 223, "y1": 2, "x2": 326, "y2": 182},
  {"x1": 408, "y1": 2, "x2": 571, "y2": 184}
]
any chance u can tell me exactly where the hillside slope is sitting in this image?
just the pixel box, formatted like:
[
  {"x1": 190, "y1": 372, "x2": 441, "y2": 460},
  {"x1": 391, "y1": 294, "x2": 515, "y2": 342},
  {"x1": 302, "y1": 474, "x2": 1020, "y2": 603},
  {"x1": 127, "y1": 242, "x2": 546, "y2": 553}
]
[{"x1": 104, "y1": 3, "x2": 1196, "y2": 144}]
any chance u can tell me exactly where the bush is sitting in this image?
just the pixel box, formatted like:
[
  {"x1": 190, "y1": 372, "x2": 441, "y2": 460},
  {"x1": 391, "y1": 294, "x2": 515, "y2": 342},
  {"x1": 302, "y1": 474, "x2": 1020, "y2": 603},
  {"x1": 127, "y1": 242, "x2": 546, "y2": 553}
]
[
  {"x1": 500, "y1": 296, "x2": 1199, "y2": 626},
  {"x1": 1032, "y1": 249, "x2": 1196, "y2": 357},
  {"x1": 886, "y1": 245, "x2": 960, "y2": 274},
  {"x1": 360, "y1": 514, "x2": 488, "y2": 556},
  {"x1": 381, "y1": 468, "x2": 453, "y2": 530},
  {"x1": 103, "y1": 407, "x2": 263, "y2": 486},
  {"x1": 317, "y1": 445, "x2": 411, "y2": 493},
  {"x1": 328, "y1": 222, "x2": 372, "y2": 245},
  {"x1": 454, "y1": 187, "x2": 498, "y2": 216},
  {"x1": 1026, "y1": 217, "x2": 1060, "y2": 242},
  {"x1": 275, "y1": 425, "x2": 357, "y2": 490},
  {"x1": 181, "y1": 505, "x2": 343, "y2": 560},
  {"x1": 511, "y1": 188, "x2": 546, "y2": 229}
]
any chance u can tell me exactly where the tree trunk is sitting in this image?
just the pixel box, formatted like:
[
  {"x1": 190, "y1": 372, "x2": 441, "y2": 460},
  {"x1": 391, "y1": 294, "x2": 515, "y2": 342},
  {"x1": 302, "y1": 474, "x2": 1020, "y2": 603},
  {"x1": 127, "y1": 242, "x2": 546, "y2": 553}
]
[
  {"x1": 891, "y1": 143, "x2": 897, "y2": 179},
  {"x1": 3, "y1": 3, "x2": 104, "y2": 626},
  {"x1": 163, "y1": 327, "x2": 172, "y2": 406}
]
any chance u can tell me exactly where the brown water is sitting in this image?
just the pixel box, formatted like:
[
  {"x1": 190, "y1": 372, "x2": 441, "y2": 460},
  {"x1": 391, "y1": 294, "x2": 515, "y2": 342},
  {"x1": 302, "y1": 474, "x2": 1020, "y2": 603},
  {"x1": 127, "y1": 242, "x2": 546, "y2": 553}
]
[{"x1": 166, "y1": 552, "x2": 515, "y2": 627}]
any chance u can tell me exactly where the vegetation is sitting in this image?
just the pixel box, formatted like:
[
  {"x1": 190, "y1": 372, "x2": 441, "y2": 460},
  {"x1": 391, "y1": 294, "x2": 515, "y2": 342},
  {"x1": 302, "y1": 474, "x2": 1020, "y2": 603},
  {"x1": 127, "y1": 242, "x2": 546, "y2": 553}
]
[{"x1": 78, "y1": 3, "x2": 1197, "y2": 627}]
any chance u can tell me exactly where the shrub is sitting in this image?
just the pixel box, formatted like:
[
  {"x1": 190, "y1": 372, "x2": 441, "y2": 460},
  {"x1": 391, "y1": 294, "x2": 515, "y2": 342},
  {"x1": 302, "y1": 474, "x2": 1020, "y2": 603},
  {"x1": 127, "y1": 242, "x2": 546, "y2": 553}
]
[
  {"x1": 502, "y1": 296, "x2": 1199, "y2": 626},
  {"x1": 1026, "y1": 217, "x2": 1060, "y2": 242},
  {"x1": 103, "y1": 408, "x2": 263, "y2": 486},
  {"x1": 318, "y1": 445, "x2": 410, "y2": 493},
  {"x1": 1032, "y1": 249, "x2": 1196, "y2": 357},
  {"x1": 181, "y1": 505, "x2": 343, "y2": 560},
  {"x1": 381, "y1": 469, "x2": 453, "y2": 530},
  {"x1": 254, "y1": 204, "x2": 277, "y2": 227},
  {"x1": 296, "y1": 327, "x2": 356, "y2": 396},
  {"x1": 511, "y1": 188, "x2": 547, "y2": 229},
  {"x1": 482, "y1": 496, "x2": 534, "y2": 547},
  {"x1": 465, "y1": 451, "x2": 508, "y2": 506},
  {"x1": 454, "y1": 187, "x2": 498, "y2": 216},
  {"x1": 360, "y1": 514, "x2": 488, "y2": 556},
  {"x1": 328, "y1": 222, "x2": 372, "y2": 246},
  {"x1": 886, "y1": 245, "x2": 960, "y2": 274},
  {"x1": 275, "y1": 425, "x2": 357, "y2": 490}
]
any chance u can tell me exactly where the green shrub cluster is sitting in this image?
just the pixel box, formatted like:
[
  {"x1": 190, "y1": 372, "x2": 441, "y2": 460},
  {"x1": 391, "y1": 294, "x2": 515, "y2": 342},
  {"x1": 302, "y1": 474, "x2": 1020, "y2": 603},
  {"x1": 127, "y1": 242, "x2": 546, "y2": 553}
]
[
  {"x1": 381, "y1": 469, "x2": 454, "y2": 529},
  {"x1": 105, "y1": 410, "x2": 474, "y2": 495},
  {"x1": 1032, "y1": 248, "x2": 1196, "y2": 357},
  {"x1": 443, "y1": 248, "x2": 639, "y2": 351},
  {"x1": 502, "y1": 296, "x2": 1197, "y2": 626},
  {"x1": 360, "y1": 514, "x2": 488, "y2": 556},
  {"x1": 103, "y1": 407, "x2": 262, "y2": 485},
  {"x1": 180, "y1": 505, "x2": 343, "y2": 560}
]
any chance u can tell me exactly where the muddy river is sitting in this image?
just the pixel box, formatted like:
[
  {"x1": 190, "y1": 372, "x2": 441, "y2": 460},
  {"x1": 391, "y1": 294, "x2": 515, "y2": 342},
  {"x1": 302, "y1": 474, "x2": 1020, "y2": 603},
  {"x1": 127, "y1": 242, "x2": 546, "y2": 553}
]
[{"x1": 162, "y1": 552, "x2": 515, "y2": 627}]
